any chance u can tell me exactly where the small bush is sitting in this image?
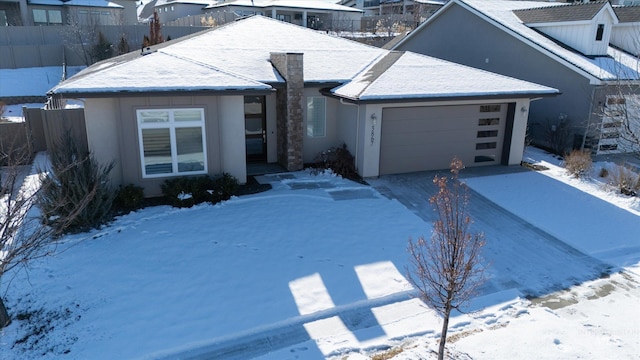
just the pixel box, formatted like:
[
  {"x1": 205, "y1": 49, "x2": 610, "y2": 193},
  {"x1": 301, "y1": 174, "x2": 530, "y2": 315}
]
[
  {"x1": 114, "y1": 184, "x2": 145, "y2": 213},
  {"x1": 39, "y1": 133, "x2": 115, "y2": 235},
  {"x1": 161, "y1": 176, "x2": 215, "y2": 208},
  {"x1": 607, "y1": 163, "x2": 640, "y2": 196},
  {"x1": 312, "y1": 143, "x2": 358, "y2": 180},
  {"x1": 161, "y1": 173, "x2": 239, "y2": 208},
  {"x1": 598, "y1": 167, "x2": 609, "y2": 178},
  {"x1": 211, "y1": 172, "x2": 239, "y2": 203},
  {"x1": 563, "y1": 149, "x2": 592, "y2": 178}
]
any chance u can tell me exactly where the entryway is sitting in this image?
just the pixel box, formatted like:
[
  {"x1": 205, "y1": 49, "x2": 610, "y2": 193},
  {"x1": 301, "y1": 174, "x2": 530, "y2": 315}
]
[{"x1": 244, "y1": 95, "x2": 267, "y2": 162}]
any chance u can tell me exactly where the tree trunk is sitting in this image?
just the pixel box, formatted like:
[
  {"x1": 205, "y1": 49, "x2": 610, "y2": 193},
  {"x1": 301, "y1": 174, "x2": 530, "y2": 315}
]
[
  {"x1": 0, "y1": 296, "x2": 11, "y2": 329},
  {"x1": 438, "y1": 305, "x2": 452, "y2": 360}
]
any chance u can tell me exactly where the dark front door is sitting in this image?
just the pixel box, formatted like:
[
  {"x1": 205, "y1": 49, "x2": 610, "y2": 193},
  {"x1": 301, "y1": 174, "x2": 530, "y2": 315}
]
[{"x1": 244, "y1": 96, "x2": 267, "y2": 162}]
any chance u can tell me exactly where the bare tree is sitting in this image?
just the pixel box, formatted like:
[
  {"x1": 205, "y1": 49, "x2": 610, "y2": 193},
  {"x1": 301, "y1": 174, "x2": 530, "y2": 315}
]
[
  {"x1": 62, "y1": 9, "x2": 105, "y2": 66},
  {"x1": 407, "y1": 158, "x2": 486, "y2": 360},
  {"x1": 591, "y1": 23, "x2": 640, "y2": 158},
  {"x1": 0, "y1": 135, "x2": 113, "y2": 328}
]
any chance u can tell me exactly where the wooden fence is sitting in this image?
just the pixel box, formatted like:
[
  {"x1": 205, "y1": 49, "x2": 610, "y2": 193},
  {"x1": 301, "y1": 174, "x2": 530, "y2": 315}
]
[{"x1": 0, "y1": 107, "x2": 87, "y2": 165}]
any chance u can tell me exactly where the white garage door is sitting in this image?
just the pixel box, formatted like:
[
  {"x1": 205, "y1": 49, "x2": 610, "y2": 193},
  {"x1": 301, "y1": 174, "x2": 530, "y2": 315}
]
[{"x1": 379, "y1": 104, "x2": 508, "y2": 175}]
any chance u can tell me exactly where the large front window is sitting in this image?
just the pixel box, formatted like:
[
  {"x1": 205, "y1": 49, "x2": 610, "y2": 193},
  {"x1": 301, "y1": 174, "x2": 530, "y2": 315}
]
[{"x1": 137, "y1": 108, "x2": 206, "y2": 178}]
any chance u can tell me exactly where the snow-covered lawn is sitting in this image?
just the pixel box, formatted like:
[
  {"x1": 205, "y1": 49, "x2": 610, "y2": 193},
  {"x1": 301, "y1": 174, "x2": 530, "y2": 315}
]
[{"x1": 0, "y1": 147, "x2": 638, "y2": 359}]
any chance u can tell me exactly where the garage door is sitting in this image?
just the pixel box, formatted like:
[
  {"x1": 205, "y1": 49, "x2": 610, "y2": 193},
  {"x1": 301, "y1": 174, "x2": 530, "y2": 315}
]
[{"x1": 379, "y1": 104, "x2": 508, "y2": 175}]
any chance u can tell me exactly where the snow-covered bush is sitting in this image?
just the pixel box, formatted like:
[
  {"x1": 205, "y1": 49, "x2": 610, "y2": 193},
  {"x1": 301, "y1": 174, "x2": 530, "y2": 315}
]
[
  {"x1": 606, "y1": 163, "x2": 640, "y2": 196},
  {"x1": 114, "y1": 184, "x2": 144, "y2": 214},
  {"x1": 211, "y1": 172, "x2": 238, "y2": 203},
  {"x1": 563, "y1": 149, "x2": 592, "y2": 178},
  {"x1": 39, "y1": 133, "x2": 115, "y2": 235},
  {"x1": 161, "y1": 174, "x2": 238, "y2": 208},
  {"x1": 311, "y1": 143, "x2": 359, "y2": 181}
]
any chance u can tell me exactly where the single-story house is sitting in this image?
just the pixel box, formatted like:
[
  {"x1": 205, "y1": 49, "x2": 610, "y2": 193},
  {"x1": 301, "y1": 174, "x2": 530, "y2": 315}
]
[
  {"x1": 48, "y1": 15, "x2": 557, "y2": 196},
  {"x1": 392, "y1": 0, "x2": 640, "y2": 155}
]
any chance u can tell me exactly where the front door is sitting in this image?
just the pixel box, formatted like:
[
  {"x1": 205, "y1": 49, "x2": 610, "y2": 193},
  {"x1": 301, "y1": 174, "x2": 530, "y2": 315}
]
[{"x1": 244, "y1": 96, "x2": 267, "y2": 162}]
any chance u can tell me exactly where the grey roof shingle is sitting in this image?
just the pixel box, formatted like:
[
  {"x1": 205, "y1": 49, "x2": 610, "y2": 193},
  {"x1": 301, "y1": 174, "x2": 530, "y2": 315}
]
[
  {"x1": 514, "y1": 1, "x2": 610, "y2": 24},
  {"x1": 613, "y1": 5, "x2": 640, "y2": 23}
]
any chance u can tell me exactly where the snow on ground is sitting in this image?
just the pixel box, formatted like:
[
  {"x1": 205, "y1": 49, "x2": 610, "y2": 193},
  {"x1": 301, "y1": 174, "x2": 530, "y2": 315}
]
[
  {"x1": 0, "y1": 148, "x2": 638, "y2": 359},
  {"x1": 0, "y1": 66, "x2": 85, "y2": 98},
  {"x1": 1, "y1": 103, "x2": 44, "y2": 122}
]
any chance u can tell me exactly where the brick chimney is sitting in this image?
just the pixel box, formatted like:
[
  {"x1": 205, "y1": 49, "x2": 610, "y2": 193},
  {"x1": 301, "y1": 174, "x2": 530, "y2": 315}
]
[{"x1": 270, "y1": 52, "x2": 304, "y2": 171}]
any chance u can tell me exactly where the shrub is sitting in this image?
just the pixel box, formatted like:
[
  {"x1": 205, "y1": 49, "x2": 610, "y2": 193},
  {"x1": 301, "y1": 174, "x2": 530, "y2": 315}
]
[
  {"x1": 607, "y1": 163, "x2": 640, "y2": 196},
  {"x1": 211, "y1": 172, "x2": 239, "y2": 203},
  {"x1": 161, "y1": 176, "x2": 215, "y2": 208},
  {"x1": 598, "y1": 167, "x2": 609, "y2": 178},
  {"x1": 39, "y1": 133, "x2": 115, "y2": 235},
  {"x1": 563, "y1": 149, "x2": 592, "y2": 178},
  {"x1": 114, "y1": 184, "x2": 145, "y2": 214},
  {"x1": 312, "y1": 144, "x2": 358, "y2": 180}
]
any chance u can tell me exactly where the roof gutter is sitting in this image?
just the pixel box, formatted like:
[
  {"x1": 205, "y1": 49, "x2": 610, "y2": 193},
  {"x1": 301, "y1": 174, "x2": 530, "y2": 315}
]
[
  {"x1": 323, "y1": 90, "x2": 561, "y2": 105},
  {"x1": 48, "y1": 88, "x2": 276, "y2": 98}
]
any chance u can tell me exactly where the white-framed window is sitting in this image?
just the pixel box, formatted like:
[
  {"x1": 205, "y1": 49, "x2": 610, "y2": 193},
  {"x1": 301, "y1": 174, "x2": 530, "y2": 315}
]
[
  {"x1": 0, "y1": 10, "x2": 7, "y2": 26},
  {"x1": 33, "y1": 9, "x2": 62, "y2": 25},
  {"x1": 32, "y1": 9, "x2": 47, "y2": 24},
  {"x1": 48, "y1": 10, "x2": 62, "y2": 24},
  {"x1": 306, "y1": 96, "x2": 326, "y2": 137},
  {"x1": 137, "y1": 108, "x2": 207, "y2": 178},
  {"x1": 595, "y1": 24, "x2": 605, "y2": 41}
]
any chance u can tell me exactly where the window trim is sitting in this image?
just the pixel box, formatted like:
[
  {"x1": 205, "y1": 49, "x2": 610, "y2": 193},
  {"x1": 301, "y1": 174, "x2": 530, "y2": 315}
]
[
  {"x1": 306, "y1": 96, "x2": 326, "y2": 138},
  {"x1": 136, "y1": 108, "x2": 207, "y2": 179},
  {"x1": 595, "y1": 24, "x2": 605, "y2": 41}
]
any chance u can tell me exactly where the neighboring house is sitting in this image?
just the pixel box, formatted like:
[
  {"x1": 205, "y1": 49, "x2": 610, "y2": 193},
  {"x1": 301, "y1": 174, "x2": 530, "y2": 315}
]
[
  {"x1": 0, "y1": 0, "x2": 139, "y2": 26},
  {"x1": 340, "y1": 0, "x2": 445, "y2": 16},
  {"x1": 153, "y1": 0, "x2": 212, "y2": 23},
  {"x1": 48, "y1": 15, "x2": 557, "y2": 196},
  {"x1": 393, "y1": 0, "x2": 640, "y2": 155},
  {"x1": 202, "y1": 0, "x2": 363, "y2": 29}
]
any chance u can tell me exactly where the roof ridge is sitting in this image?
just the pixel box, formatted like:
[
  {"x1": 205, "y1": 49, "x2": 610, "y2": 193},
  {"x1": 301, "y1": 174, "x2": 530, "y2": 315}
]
[
  {"x1": 159, "y1": 49, "x2": 271, "y2": 86},
  {"x1": 514, "y1": 0, "x2": 608, "y2": 13},
  {"x1": 350, "y1": 51, "x2": 404, "y2": 98}
]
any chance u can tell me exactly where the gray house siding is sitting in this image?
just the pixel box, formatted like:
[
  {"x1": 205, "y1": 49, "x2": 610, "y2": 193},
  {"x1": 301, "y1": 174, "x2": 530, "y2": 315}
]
[
  {"x1": 114, "y1": 95, "x2": 224, "y2": 197},
  {"x1": 395, "y1": 3, "x2": 594, "y2": 149}
]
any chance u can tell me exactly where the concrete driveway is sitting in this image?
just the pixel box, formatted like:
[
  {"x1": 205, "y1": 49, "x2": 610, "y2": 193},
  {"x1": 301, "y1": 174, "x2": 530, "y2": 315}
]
[{"x1": 367, "y1": 166, "x2": 610, "y2": 297}]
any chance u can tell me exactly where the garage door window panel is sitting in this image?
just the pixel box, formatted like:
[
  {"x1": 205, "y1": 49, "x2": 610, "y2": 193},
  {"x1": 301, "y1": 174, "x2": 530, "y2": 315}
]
[
  {"x1": 480, "y1": 105, "x2": 501, "y2": 113},
  {"x1": 477, "y1": 130, "x2": 498, "y2": 138},
  {"x1": 137, "y1": 109, "x2": 207, "y2": 178},
  {"x1": 478, "y1": 118, "x2": 500, "y2": 126}
]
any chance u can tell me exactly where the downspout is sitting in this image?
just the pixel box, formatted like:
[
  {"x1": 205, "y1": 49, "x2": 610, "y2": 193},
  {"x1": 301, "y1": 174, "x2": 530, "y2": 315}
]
[
  {"x1": 582, "y1": 86, "x2": 598, "y2": 150},
  {"x1": 340, "y1": 98, "x2": 360, "y2": 170}
]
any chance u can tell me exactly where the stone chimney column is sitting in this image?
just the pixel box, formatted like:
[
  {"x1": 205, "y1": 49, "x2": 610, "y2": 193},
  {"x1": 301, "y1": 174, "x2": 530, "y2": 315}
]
[{"x1": 270, "y1": 52, "x2": 304, "y2": 171}]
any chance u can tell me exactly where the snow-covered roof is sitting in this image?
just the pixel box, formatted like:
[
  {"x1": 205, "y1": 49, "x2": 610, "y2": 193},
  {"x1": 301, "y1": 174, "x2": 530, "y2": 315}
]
[
  {"x1": 28, "y1": 0, "x2": 124, "y2": 8},
  {"x1": 49, "y1": 51, "x2": 272, "y2": 95},
  {"x1": 398, "y1": 0, "x2": 640, "y2": 83},
  {"x1": 613, "y1": 5, "x2": 640, "y2": 23},
  {"x1": 51, "y1": 15, "x2": 558, "y2": 100},
  {"x1": 334, "y1": 52, "x2": 558, "y2": 101},
  {"x1": 513, "y1": 1, "x2": 613, "y2": 24},
  {"x1": 205, "y1": 0, "x2": 362, "y2": 12},
  {"x1": 154, "y1": 0, "x2": 212, "y2": 7}
]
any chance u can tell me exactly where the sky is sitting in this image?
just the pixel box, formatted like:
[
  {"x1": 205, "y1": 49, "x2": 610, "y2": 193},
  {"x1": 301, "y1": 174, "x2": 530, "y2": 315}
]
[{"x1": 0, "y1": 147, "x2": 638, "y2": 359}]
